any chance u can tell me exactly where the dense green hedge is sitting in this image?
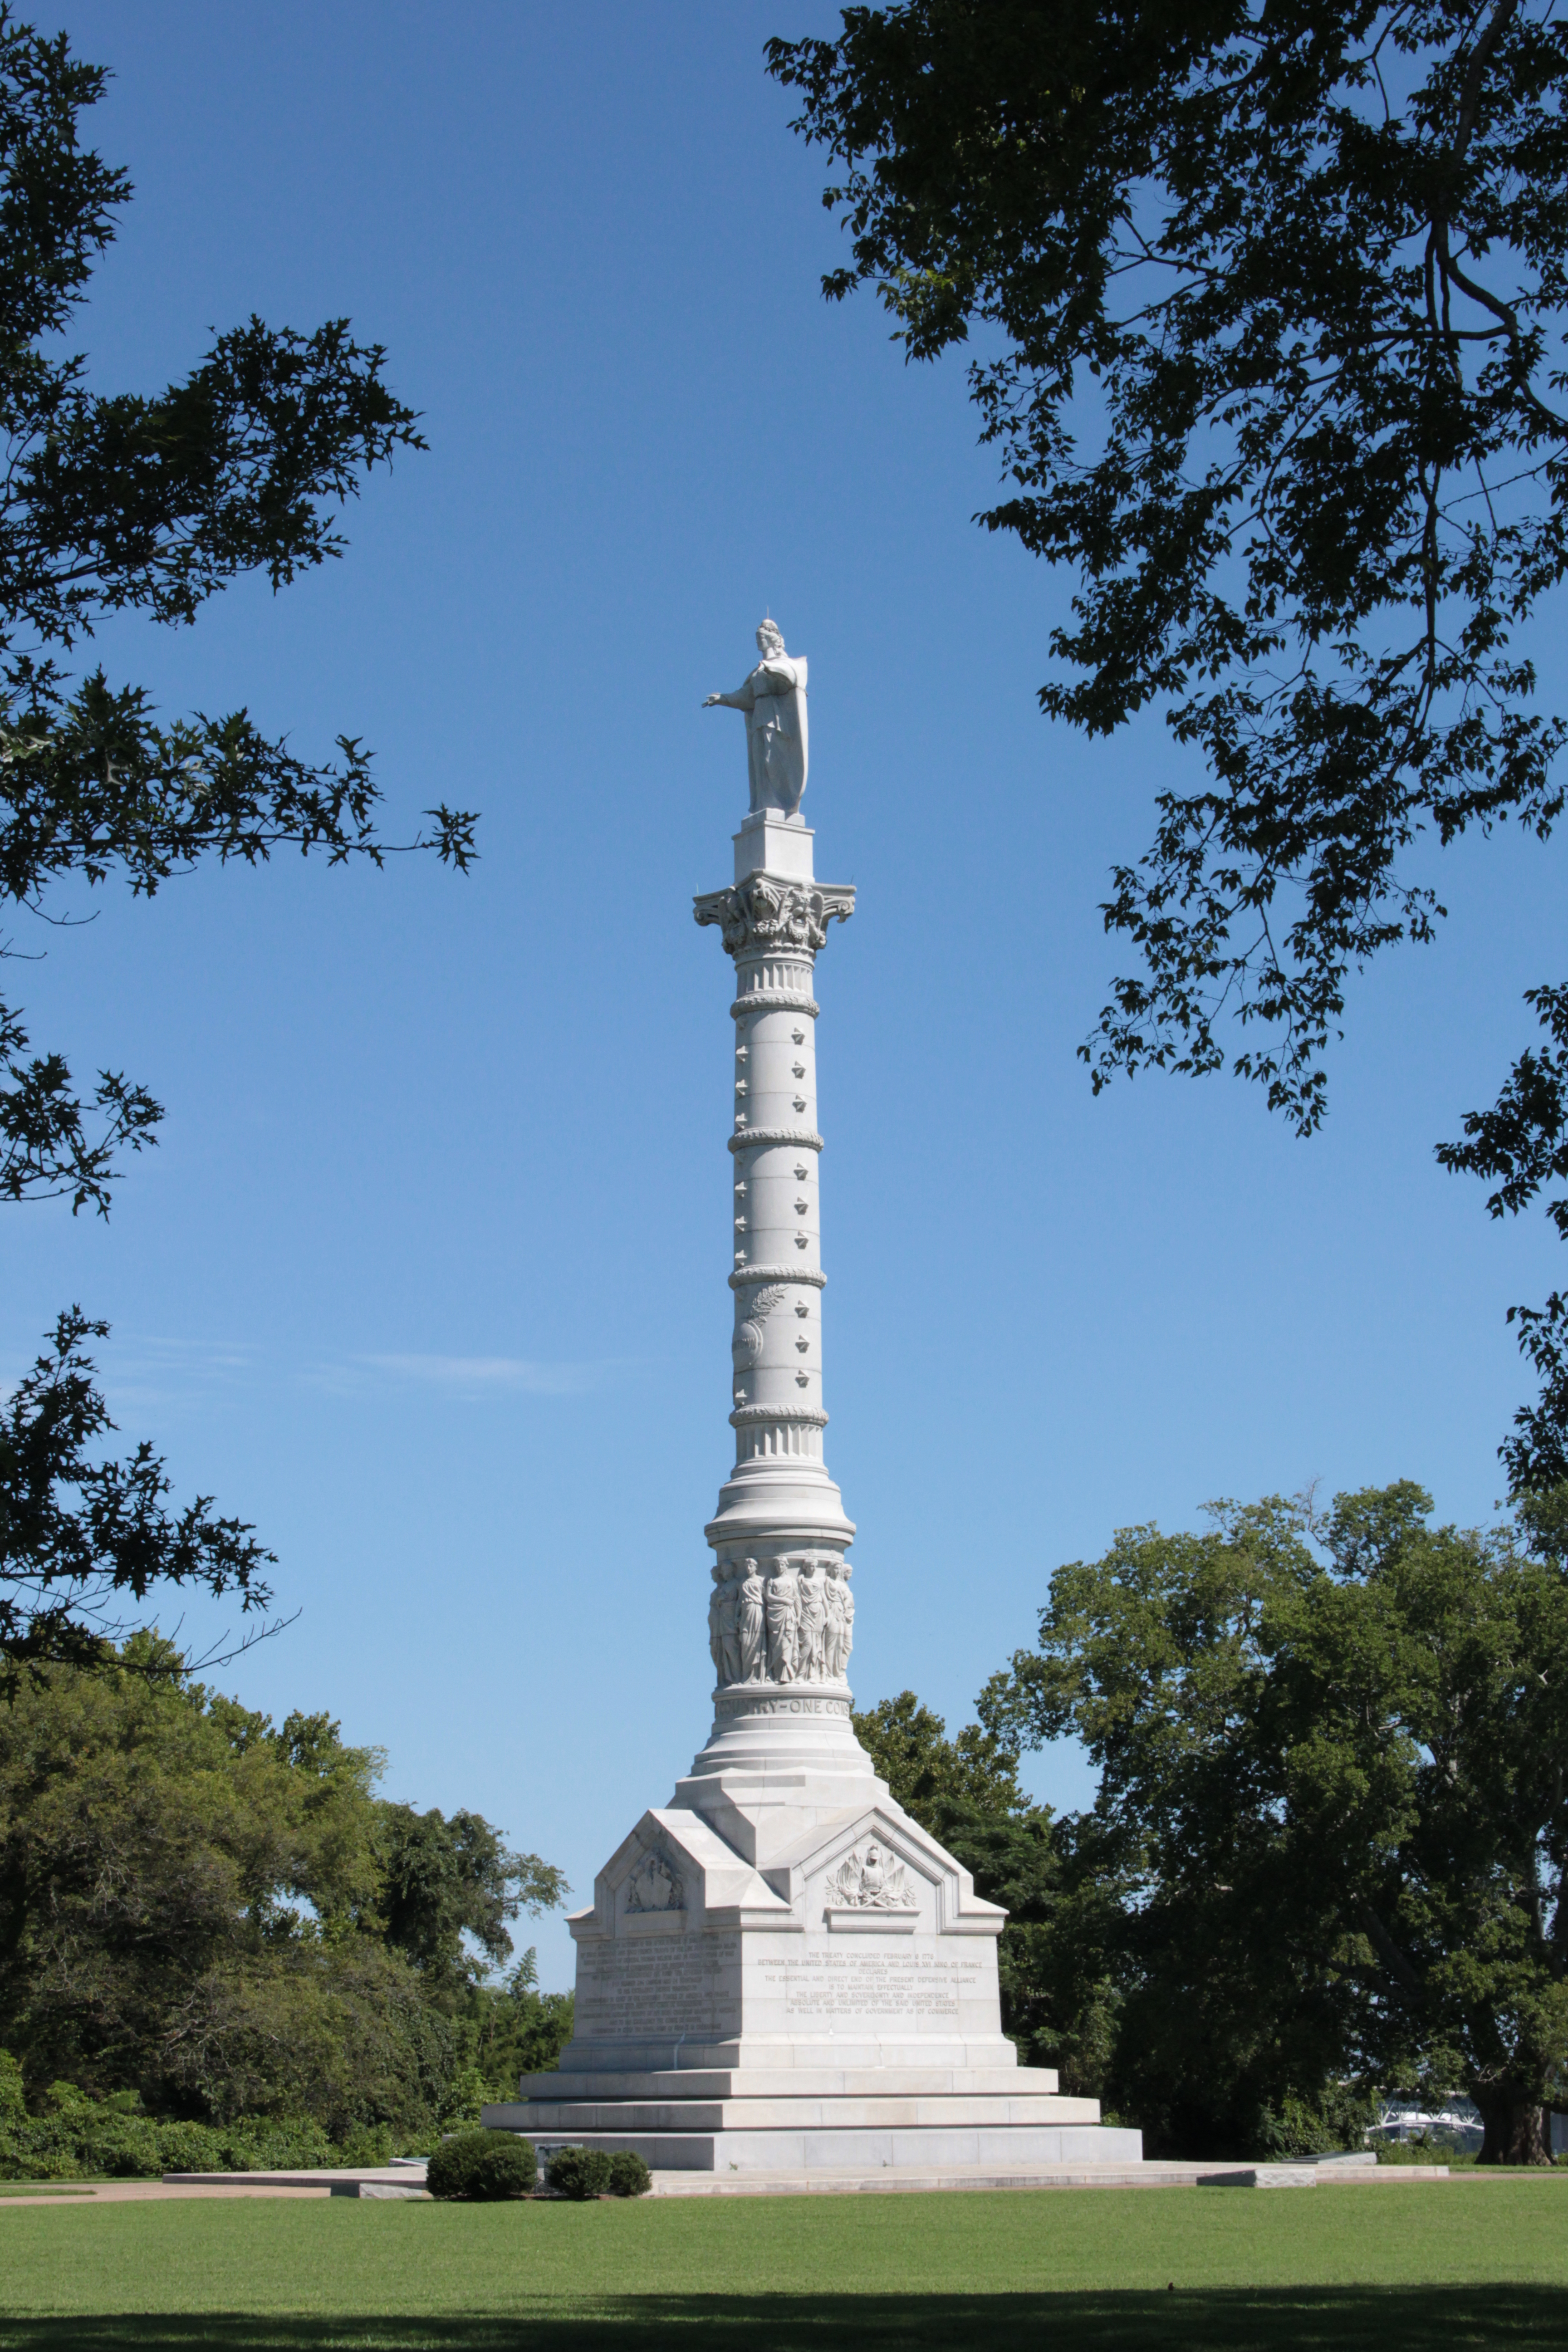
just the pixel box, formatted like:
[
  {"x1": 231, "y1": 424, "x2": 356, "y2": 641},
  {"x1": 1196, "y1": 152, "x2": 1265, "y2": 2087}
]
[{"x1": 0, "y1": 2058, "x2": 392, "y2": 2181}]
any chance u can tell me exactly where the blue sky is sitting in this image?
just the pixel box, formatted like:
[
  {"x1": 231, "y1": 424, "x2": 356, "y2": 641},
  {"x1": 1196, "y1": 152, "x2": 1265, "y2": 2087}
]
[{"x1": 15, "y1": 2, "x2": 1565, "y2": 1989}]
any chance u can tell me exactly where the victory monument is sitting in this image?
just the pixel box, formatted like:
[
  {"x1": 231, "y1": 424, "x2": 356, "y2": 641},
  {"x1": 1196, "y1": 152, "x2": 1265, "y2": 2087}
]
[{"x1": 485, "y1": 624, "x2": 1142, "y2": 2180}]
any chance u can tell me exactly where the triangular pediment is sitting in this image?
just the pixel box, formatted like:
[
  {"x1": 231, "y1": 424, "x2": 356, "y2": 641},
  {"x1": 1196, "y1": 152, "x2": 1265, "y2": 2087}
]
[
  {"x1": 758, "y1": 1800, "x2": 1005, "y2": 1931},
  {"x1": 573, "y1": 1806, "x2": 795, "y2": 1939}
]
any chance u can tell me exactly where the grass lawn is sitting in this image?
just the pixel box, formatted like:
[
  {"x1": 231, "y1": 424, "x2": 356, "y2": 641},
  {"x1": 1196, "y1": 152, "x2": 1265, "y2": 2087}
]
[{"x1": 1, "y1": 2181, "x2": 1565, "y2": 2351}]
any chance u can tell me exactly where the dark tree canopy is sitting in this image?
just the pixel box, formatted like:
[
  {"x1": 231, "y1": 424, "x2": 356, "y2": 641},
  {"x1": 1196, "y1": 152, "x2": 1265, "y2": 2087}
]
[
  {"x1": 0, "y1": 1643, "x2": 565, "y2": 2131},
  {"x1": 1440, "y1": 985, "x2": 1568, "y2": 1489},
  {"x1": 853, "y1": 1688, "x2": 1030, "y2": 1818},
  {"x1": 769, "y1": 1, "x2": 1568, "y2": 1478},
  {"x1": 0, "y1": 7, "x2": 476, "y2": 1665},
  {"x1": 852, "y1": 1691, "x2": 1107, "y2": 2082},
  {"x1": 981, "y1": 1483, "x2": 1568, "y2": 2162},
  {"x1": 0, "y1": 1311, "x2": 275, "y2": 1687},
  {"x1": 0, "y1": 5, "x2": 474, "y2": 1219},
  {"x1": 377, "y1": 1805, "x2": 568, "y2": 2002}
]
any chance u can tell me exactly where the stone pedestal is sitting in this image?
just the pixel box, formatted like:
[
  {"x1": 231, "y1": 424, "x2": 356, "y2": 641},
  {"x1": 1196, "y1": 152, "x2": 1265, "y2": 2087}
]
[{"x1": 485, "y1": 722, "x2": 1141, "y2": 2176}]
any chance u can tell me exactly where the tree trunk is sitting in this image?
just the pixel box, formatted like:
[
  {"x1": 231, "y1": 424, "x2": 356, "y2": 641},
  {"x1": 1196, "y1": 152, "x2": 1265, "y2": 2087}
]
[{"x1": 1472, "y1": 2082, "x2": 1551, "y2": 2166}]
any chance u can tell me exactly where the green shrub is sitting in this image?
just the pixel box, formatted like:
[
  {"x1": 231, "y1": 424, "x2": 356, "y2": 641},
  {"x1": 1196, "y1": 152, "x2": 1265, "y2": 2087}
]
[
  {"x1": 88, "y1": 2120, "x2": 161, "y2": 2178},
  {"x1": 1375, "y1": 2131, "x2": 1479, "y2": 2166},
  {"x1": 607, "y1": 2151, "x2": 651, "y2": 2197},
  {"x1": 0, "y1": 2053, "x2": 25, "y2": 2124},
  {"x1": 545, "y1": 2144, "x2": 612, "y2": 2199},
  {"x1": 426, "y1": 2129, "x2": 535, "y2": 2202},
  {"x1": 152, "y1": 2121, "x2": 231, "y2": 2174},
  {"x1": 0, "y1": 2134, "x2": 80, "y2": 2181},
  {"x1": 0, "y1": 2083, "x2": 394, "y2": 2183}
]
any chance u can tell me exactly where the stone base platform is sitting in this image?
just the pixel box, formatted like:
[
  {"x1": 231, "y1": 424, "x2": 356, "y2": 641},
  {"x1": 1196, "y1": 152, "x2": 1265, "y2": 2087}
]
[{"x1": 483, "y1": 2063, "x2": 1141, "y2": 2174}]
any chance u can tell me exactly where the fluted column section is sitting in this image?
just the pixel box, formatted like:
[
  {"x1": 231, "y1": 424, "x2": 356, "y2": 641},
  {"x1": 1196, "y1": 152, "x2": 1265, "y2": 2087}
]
[{"x1": 693, "y1": 838, "x2": 857, "y2": 1730}]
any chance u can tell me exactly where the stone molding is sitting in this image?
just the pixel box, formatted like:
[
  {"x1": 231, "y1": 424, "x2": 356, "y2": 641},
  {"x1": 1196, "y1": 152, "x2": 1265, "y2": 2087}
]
[
  {"x1": 713, "y1": 1690, "x2": 853, "y2": 1719},
  {"x1": 730, "y1": 993, "x2": 818, "y2": 1019},
  {"x1": 729, "y1": 1128, "x2": 823, "y2": 1154},
  {"x1": 695, "y1": 876, "x2": 855, "y2": 958},
  {"x1": 728, "y1": 1265, "x2": 826, "y2": 1290},
  {"x1": 729, "y1": 1403, "x2": 829, "y2": 1429}
]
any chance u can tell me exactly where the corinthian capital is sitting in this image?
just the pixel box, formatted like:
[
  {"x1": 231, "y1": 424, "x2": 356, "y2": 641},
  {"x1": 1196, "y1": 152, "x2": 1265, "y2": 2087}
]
[{"x1": 694, "y1": 875, "x2": 855, "y2": 958}]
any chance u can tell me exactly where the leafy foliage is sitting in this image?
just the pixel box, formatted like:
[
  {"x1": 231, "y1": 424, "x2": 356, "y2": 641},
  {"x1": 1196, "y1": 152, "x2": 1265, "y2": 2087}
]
[
  {"x1": 981, "y1": 1483, "x2": 1568, "y2": 2161},
  {"x1": 853, "y1": 1690, "x2": 1111, "y2": 2085},
  {"x1": 0, "y1": 2069, "x2": 391, "y2": 2182},
  {"x1": 769, "y1": 3, "x2": 1568, "y2": 1473},
  {"x1": 0, "y1": 1311, "x2": 275, "y2": 1685},
  {"x1": 771, "y1": 0, "x2": 1568, "y2": 1129},
  {"x1": 853, "y1": 1688, "x2": 1029, "y2": 1818},
  {"x1": 0, "y1": 5, "x2": 477, "y2": 1666},
  {"x1": 0, "y1": 6, "x2": 473, "y2": 1217},
  {"x1": 0, "y1": 1644, "x2": 565, "y2": 2138},
  {"x1": 1440, "y1": 985, "x2": 1568, "y2": 1490},
  {"x1": 426, "y1": 2128, "x2": 535, "y2": 2202},
  {"x1": 466, "y1": 1949, "x2": 575, "y2": 2100},
  {"x1": 607, "y1": 2150, "x2": 652, "y2": 2196},
  {"x1": 545, "y1": 2144, "x2": 612, "y2": 2199},
  {"x1": 379, "y1": 1806, "x2": 566, "y2": 2003},
  {"x1": 0, "y1": 1000, "x2": 160, "y2": 1216}
]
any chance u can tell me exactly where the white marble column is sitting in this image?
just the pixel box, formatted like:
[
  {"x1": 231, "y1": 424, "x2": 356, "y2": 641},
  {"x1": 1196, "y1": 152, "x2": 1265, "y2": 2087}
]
[
  {"x1": 481, "y1": 634, "x2": 1143, "y2": 2178},
  {"x1": 687, "y1": 812, "x2": 870, "y2": 1816}
]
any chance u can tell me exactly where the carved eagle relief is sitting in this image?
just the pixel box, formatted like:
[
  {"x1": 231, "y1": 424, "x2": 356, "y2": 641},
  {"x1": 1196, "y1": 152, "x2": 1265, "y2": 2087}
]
[{"x1": 733, "y1": 1284, "x2": 788, "y2": 1368}]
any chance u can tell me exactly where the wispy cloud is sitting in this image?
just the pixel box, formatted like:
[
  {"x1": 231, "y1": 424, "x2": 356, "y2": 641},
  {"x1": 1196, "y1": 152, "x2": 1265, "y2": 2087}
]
[
  {"x1": 98, "y1": 1334, "x2": 260, "y2": 1419},
  {"x1": 345, "y1": 1353, "x2": 602, "y2": 1397},
  {"x1": 3, "y1": 1331, "x2": 612, "y2": 1413}
]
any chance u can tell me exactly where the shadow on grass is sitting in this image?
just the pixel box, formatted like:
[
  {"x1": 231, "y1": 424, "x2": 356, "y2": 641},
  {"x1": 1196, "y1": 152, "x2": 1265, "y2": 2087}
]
[{"x1": 2, "y1": 2289, "x2": 1562, "y2": 2352}]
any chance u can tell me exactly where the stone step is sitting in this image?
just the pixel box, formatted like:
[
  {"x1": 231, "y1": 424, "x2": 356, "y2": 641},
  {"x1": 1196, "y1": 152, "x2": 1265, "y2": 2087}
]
[
  {"x1": 513, "y1": 2065, "x2": 1063, "y2": 2102},
  {"x1": 487, "y1": 2123, "x2": 1147, "y2": 2173},
  {"x1": 495, "y1": 2095, "x2": 1100, "y2": 2134},
  {"x1": 553, "y1": 2040, "x2": 1031, "y2": 2077}
]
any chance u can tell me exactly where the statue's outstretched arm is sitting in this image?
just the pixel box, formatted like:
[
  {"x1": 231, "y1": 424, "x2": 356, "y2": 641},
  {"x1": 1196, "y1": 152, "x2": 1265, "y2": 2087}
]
[{"x1": 703, "y1": 679, "x2": 754, "y2": 711}]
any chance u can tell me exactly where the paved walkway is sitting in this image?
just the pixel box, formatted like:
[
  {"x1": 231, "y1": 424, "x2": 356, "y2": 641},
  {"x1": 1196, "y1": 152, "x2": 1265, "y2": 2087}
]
[
  {"x1": 0, "y1": 2159, "x2": 1459, "y2": 2206},
  {"x1": 646, "y1": 2160, "x2": 1451, "y2": 2196},
  {"x1": 0, "y1": 2182, "x2": 332, "y2": 2206}
]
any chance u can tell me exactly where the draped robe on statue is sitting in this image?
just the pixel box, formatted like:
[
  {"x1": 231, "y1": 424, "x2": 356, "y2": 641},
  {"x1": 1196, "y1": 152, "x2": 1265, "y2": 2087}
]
[{"x1": 725, "y1": 652, "x2": 808, "y2": 816}]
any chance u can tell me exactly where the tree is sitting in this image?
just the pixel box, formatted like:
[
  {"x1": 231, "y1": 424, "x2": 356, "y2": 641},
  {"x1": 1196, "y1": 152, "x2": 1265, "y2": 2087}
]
[
  {"x1": 466, "y1": 1949, "x2": 575, "y2": 2106},
  {"x1": 377, "y1": 1804, "x2": 567, "y2": 2004},
  {"x1": 0, "y1": 8, "x2": 473, "y2": 1209},
  {"x1": 981, "y1": 1484, "x2": 1568, "y2": 2162},
  {"x1": 1438, "y1": 985, "x2": 1568, "y2": 1490},
  {"x1": 854, "y1": 1687, "x2": 1029, "y2": 1818},
  {"x1": 0, "y1": 1310, "x2": 274, "y2": 1688},
  {"x1": 768, "y1": 3, "x2": 1568, "y2": 1475},
  {"x1": 854, "y1": 1689, "x2": 1117, "y2": 2087},
  {"x1": 0, "y1": 1641, "x2": 564, "y2": 2135},
  {"x1": 0, "y1": 8, "x2": 475, "y2": 1656}
]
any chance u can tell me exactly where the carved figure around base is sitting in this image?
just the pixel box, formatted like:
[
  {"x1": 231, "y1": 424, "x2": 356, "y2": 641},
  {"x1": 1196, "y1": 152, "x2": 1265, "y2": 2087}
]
[
  {"x1": 764, "y1": 1557, "x2": 800, "y2": 1683},
  {"x1": 737, "y1": 1558, "x2": 767, "y2": 1680},
  {"x1": 795, "y1": 1556, "x2": 827, "y2": 1680}
]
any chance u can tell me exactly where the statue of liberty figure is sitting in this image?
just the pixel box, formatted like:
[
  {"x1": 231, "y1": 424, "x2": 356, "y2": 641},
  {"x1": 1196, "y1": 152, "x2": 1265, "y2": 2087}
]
[{"x1": 703, "y1": 620, "x2": 808, "y2": 817}]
